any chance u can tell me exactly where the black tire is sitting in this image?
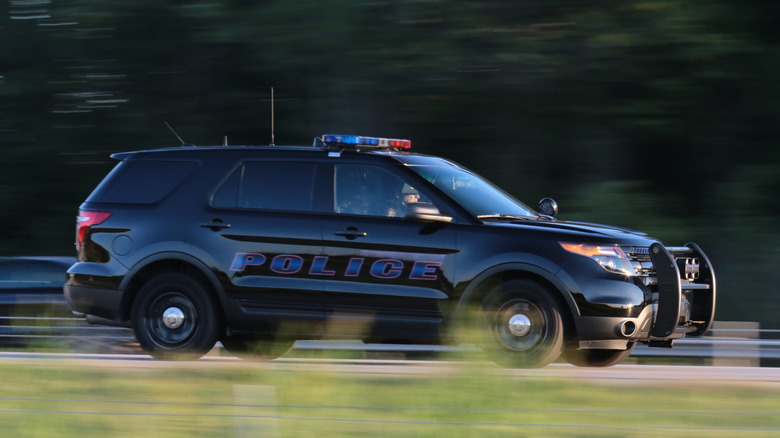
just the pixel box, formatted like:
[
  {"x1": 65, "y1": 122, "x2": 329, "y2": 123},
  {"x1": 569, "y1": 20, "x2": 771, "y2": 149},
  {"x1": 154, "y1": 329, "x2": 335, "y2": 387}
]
[
  {"x1": 131, "y1": 273, "x2": 222, "y2": 360},
  {"x1": 220, "y1": 334, "x2": 294, "y2": 361},
  {"x1": 480, "y1": 279, "x2": 564, "y2": 368},
  {"x1": 563, "y1": 342, "x2": 636, "y2": 367}
]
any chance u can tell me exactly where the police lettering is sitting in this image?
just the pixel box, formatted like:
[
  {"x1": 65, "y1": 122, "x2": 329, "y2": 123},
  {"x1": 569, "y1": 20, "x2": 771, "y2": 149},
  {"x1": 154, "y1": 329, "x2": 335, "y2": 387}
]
[
  {"x1": 231, "y1": 252, "x2": 440, "y2": 281},
  {"x1": 270, "y1": 254, "x2": 304, "y2": 274}
]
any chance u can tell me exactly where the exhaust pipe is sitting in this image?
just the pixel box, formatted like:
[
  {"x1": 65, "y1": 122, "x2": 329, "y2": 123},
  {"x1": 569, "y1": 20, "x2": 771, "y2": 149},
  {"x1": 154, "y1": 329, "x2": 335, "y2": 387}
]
[{"x1": 619, "y1": 320, "x2": 637, "y2": 337}]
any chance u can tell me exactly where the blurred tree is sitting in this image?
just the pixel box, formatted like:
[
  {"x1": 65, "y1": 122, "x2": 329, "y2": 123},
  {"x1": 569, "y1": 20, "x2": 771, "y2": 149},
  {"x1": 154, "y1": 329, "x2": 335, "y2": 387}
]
[{"x1": 0, "y1": 0, "x2": 777, "y2": 326}]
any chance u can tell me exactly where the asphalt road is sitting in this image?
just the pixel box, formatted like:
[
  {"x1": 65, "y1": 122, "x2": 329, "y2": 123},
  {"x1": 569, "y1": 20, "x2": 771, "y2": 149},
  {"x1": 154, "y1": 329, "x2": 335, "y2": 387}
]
[{"x1": 1, "y1": 351, "x2": 778, "y2": 387}]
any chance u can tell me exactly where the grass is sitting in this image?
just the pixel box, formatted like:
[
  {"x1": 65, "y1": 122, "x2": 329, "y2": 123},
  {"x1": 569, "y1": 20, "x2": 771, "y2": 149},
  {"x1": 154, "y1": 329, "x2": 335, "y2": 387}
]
[{"x1": 0, "y1": 356, "x2": 777, "y2": 437}]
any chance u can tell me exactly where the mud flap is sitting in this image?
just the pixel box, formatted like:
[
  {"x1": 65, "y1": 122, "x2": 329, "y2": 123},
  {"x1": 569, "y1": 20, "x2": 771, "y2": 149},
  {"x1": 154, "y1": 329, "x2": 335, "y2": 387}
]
[{"x1": 649, "y1": 243, "x2": 681, "y2": 338}]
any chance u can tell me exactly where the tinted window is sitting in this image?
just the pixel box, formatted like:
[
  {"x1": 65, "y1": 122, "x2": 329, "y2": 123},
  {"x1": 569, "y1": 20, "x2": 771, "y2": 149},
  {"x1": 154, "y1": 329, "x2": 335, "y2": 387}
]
[
  {"x1": 213, "y1": 161, "x2": 316, "y2": 212},
  {"x1": 408, "y1": 163, "x2": 536, "y2": 218},
  {"x1": 86, "y1": 160, "x2": 199, "y2": 204},
  {"x1": 334, "y1": 164, "x2": 428, "y2": 217},
  {"x1": 211, "y1": 166, "x2": 240, "y2": 208}
]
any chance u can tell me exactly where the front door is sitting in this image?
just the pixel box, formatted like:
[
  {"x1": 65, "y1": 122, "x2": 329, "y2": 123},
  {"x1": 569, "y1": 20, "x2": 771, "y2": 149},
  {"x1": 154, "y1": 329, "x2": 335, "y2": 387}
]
[{"x1": 319, "y1": 162, "x2": 458, "y2": 342}]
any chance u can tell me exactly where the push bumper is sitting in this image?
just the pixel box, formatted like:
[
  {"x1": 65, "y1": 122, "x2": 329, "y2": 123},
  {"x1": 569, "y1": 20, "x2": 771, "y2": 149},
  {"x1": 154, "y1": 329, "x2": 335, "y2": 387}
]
[
  {"x1": 574, "y1": 242, "x2": 716, "y2": 350},
  {"x1": 649, "y1": 242, "x2": 716, "y2": 340}
]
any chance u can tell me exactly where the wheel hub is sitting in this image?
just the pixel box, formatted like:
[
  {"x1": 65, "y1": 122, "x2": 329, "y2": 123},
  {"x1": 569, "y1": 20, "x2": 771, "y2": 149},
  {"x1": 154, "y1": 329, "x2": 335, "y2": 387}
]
[
  {"x1": 507, "y1": 313, "x2": 532, "y2": 337},
  {"x1": 162, "y1": 307, "x2": 185, "y2": 329}
]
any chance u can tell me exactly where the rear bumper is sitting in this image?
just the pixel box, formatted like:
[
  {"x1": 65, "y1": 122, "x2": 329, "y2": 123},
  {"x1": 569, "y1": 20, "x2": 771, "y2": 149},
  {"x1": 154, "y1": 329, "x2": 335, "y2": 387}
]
[
  {"x1": 63, "y1": 281, "x2": 124, "y2": 321},
  {"x1": 63, "y1": 261, "x2": 128, "y2": 322}
]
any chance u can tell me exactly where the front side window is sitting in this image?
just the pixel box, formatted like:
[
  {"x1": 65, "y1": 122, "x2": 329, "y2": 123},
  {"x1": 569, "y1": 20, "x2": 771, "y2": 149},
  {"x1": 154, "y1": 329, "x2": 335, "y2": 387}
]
[
  {"x1": 334, "y1": 164, "x2": 428, "y2": 217},
  {"x1": 212, "y1": 161, "x2": 316, "y2": 212}
]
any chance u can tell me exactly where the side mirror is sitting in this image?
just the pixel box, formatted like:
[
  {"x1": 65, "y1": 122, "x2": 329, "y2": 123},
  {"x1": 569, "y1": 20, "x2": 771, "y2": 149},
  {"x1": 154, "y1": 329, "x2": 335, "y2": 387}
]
[
  {"x1": 406, "y1": 203, "x2": 453, "y2": 223},
  {"x1": 538, "y1": 197, "x2": 558, "y2": 217}
]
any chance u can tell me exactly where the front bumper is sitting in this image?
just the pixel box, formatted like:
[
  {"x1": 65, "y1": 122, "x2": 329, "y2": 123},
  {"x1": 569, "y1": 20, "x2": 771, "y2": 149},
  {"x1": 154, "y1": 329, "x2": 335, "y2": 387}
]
[{"x1": 574, "y1": 242, "x2": 716, "y2": 350}]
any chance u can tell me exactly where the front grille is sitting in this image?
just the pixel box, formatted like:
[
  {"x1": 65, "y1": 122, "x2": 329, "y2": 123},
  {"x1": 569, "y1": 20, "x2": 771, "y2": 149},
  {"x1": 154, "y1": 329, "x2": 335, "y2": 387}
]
[
  {"x1": 623, "y1": 245, "x2": 699, "y2": 327},
  {"x1": 622, "y1": 246, "x2": 657, "y2": 288}
]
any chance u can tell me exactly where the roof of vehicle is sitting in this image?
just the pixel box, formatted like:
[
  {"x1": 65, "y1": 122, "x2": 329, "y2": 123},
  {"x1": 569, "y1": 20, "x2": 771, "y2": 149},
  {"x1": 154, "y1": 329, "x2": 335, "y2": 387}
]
[
  {"x1": 112, "y1": 134, "x2": 417, "y2": 160},
  {"x1": 111, "y1": 145, "x2": 322, "y2": 160}
]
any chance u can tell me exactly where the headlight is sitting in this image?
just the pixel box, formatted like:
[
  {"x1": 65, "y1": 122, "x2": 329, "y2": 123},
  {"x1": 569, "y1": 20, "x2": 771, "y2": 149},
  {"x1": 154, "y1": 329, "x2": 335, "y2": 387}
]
[{"x1": 560, "y1": 242, "x2": 636, "y2": 276}]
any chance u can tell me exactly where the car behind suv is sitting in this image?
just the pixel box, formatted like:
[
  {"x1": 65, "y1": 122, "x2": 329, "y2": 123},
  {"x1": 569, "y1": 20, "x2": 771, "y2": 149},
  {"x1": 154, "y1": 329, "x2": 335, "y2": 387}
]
[{"x1": 64, "y1": 134, "x2": 716, "y2": 367}]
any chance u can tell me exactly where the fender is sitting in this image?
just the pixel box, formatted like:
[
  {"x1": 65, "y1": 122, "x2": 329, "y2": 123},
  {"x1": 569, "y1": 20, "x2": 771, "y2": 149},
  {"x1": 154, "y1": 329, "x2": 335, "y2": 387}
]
[
  {"x1": 454, "y1": 261, "x2": 581, "y2": 327},
  {"x1": 119, "y1": 250, "x2": 229, "y2": 319}
]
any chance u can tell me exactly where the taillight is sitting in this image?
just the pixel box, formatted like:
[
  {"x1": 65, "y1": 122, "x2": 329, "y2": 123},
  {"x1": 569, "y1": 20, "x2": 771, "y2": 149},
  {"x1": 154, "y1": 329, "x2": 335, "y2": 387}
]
[{"x1": 76, "y1": 211, "x2": 111, "y2": 250}]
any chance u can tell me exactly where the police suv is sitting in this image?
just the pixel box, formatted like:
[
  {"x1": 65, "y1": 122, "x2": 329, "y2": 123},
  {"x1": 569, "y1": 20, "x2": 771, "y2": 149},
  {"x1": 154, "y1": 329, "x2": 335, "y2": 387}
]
[{"x1": 64, "y1": 134, "x2": 716, "y2": 367}]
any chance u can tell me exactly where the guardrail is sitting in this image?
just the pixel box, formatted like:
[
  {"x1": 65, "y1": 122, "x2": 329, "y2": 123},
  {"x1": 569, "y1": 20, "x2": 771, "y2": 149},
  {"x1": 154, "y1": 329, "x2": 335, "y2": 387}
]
[
  {"x1": 632, "y1": 338, "x2": 780, "y2": 361},
  {"x1": 0, "y1": 316, "x2": 137, "y2": 352},
  {"x1": 631, "y1": 322, "x2": 780, "y2": 366},
  {"x1": 289, "y1": 337, "x2": 780, "y2": 366},
  {"x1": 291, "y1": 322, "x2": 780, "y2": 367},
  {"x1": 1, "y1": 318, "x2": 778, "y2": 366}
]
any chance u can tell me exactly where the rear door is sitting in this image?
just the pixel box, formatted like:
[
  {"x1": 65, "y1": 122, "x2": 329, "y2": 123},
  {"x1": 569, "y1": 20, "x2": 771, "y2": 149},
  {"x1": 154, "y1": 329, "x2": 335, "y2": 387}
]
[{"x1": 201, "y1": 158, "x2": 327, "y2": 331}]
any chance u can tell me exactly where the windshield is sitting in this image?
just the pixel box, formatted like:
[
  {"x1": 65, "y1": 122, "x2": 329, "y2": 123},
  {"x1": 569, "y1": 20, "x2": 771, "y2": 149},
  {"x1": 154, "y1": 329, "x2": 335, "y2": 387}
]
[{"x1": 405, "y1": 159, "x2": 537, "y2": 219}]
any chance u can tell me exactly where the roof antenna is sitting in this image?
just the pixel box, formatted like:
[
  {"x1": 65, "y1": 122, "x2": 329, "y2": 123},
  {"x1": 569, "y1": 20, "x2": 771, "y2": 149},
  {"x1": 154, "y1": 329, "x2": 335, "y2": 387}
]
[
  {"x1": 223, "y1": 135, "x2": 228, "y2": 147},
  {"x1": 164, "y1": 121, "x2": 189, "y2": 146},
  {"x1": 270, "y1": 87, "x2": 275, "y2": 146}
]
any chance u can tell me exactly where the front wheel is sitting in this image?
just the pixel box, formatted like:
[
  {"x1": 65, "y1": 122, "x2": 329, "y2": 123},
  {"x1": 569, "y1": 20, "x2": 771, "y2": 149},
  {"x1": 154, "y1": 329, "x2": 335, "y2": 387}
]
[
  {"x1": 132, "y1": 273, "x2": 222, "y2": 360},
  {"x1": 480, "y1": 279, "x2": 564, "y2": 368}
]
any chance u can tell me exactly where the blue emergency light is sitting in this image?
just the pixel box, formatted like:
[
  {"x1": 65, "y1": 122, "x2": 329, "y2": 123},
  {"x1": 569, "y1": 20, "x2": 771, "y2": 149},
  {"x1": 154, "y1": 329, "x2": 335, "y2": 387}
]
[{"x1": 319, "y1": 134, "x2": 411, "y2": 151}]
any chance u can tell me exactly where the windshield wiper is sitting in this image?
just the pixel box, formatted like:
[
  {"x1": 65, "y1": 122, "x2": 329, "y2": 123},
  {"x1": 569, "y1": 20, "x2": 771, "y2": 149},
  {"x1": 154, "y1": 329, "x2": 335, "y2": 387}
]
[{"x1": 477, "y1": 214, "x2": 534, "y2": 221}]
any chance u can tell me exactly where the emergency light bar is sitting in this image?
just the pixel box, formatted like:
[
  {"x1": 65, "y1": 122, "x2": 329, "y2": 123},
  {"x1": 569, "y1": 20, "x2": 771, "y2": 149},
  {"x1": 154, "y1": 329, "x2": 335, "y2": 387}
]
[{"x1": 318, "y1": 134, "x2": 412, "y2": 151}]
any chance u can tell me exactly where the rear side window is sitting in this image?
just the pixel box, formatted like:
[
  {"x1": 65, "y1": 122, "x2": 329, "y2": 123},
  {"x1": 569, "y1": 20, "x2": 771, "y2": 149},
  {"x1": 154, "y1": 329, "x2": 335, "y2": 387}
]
[
  {"x1": 212, "y1": 161, "x2": 316, "y2": 212},
  {"x1": 86, "y1": 160, "x2": 199, "y2": 204}
]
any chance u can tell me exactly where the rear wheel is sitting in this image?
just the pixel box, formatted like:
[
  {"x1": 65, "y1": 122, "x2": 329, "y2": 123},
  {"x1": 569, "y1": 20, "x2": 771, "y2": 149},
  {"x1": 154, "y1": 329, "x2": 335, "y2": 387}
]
[
  {"x1": 480, "y1": 279, "x2": 564, "y2": 368},
  {"x1": 132, "y1": 273, "x2": 222, "y2": 360},
  {"x1": 563, "y1": 342, "x2": 636, "y2": 367}
]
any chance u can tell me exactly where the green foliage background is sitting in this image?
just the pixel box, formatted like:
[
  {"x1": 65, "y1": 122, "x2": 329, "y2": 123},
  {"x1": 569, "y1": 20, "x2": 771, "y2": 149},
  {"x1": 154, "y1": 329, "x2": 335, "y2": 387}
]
[{"x1": 1, "y1": 1, "x2": 778, "y2": 326}]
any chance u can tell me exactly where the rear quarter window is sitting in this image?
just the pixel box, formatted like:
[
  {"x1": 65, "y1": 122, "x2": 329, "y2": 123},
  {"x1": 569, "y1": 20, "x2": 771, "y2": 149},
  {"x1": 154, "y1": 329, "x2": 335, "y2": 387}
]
[{"x1": 86, "y1": 160, "x2": 199, "y2": 204}]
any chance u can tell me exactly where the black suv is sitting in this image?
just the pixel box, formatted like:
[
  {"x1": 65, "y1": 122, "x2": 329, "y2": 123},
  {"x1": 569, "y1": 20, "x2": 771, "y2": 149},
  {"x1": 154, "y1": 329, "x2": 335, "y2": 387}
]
[{"x1": 64, "y1": 134, "x2": 716, "y2": 367}]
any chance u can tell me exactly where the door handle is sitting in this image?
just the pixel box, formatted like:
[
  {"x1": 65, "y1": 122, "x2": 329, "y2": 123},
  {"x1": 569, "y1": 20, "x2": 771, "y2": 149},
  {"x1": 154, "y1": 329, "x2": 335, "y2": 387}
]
[
  {"x1": 334, "y1": 227, "x2": 367, "y2": 240},
  {"x1": 200, "y1": 219, "x2": 231, "y2": 231}
]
